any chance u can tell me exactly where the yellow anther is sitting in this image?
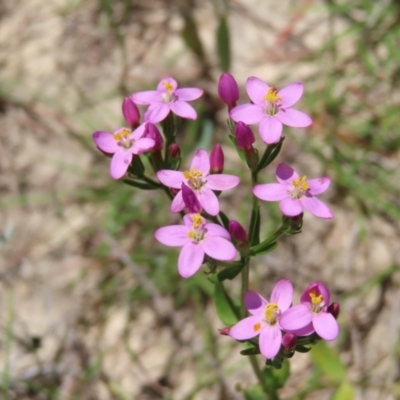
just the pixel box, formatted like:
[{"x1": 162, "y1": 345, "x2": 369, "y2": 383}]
[
  {"x1": 190, "y1": 214, "x2": 203, "y2": 229},
  {"x1": 113, "y1": 128, "x2": 131, "y2": 141},
  {"x1": 265, "y1": 303, "x2": 279, "y2": 323},
  {"x1": 162, "y1": 81, "x2": 174, "y2": 93},
  {"x1": 183, "y1": 168, "x2": 203, "y2": 184},
  {"x1": 253, "y1": 322, "x2": 261, "y2": 332},
  {"x1": 310, "y1": 290, "x2": 323, "y2": 305},
  {"x1": 292, "y1": 176, "x2": 309, "y2": 191},
  {"x1": 264, "y1": 87, "x2": 282, "y2": 104},
  {"x1": 188, "y1": 231, "x2": 196, "y2": 239}
]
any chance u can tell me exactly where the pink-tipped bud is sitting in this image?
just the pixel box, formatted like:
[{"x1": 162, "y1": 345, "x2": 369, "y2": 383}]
[
  {"x1": 181, "y1": 184, "x2": 202, "y2": 214},
  {"x1": 328, "y1": 302, "x2": 340, "y2": 320},
  {"x1": 143, "y1": 123, "x2": 163, "y2": 151},
  {"x1": 218, "y1": 73, "x2": 240, "y2": 110},
  {"x1": 281, "y1": 332, "x2": 297, "y2": 351},
  {"x1": 228, "y1": 220, "x2": 248, "y2": 244},
  {"x1": 235, "y1": 122, "x2": 255, "y2": 151},
  {"x1": 210, "y1": 144, "x2": 224, "y2": 174},
  {"x1": 169, "y1": 143, "x2": 180, "y2": 159},
  {"x1": 122, "y1": 97, "x2": 140, "y2": 128},
  {"x1": 219, "y1": 327, "x2": 231, "y2": 336}
]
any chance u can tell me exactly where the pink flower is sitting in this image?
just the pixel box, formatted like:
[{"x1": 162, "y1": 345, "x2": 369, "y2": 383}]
[
  {"x1": 130, "y1": 77, "x2": 203, "y2": 123},
  {"x1": 155, "y1": 214, "x2": 237, "y2": 278},
  {"x1": 252, "y1": 163, "x2": 333, "y2": 219},
  {"x1": 92, "y1": 127, "x2": 155, "y2": 179},
  {"x1": 229, "y1": 76, "x2": 312, "y2": 144},
  {"x1": 229, "y1": 280, "x2": 294, "y2": 359},
  {"x1": 157, "y1": 149, "x2": 240, "y2": 216},
  {"x1": 279, "y1": 282, "x2": 339, "y2": 341}
]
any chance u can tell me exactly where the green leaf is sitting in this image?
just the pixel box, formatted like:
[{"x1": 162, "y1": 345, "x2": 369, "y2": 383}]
[
  {"x1": 249, "y1": 241, "x2": 277, "y2": 256},
  {"x1": 213, "y1": 281, "x2": 239, "y2": 325},
  {"x1": 243, "y1": 385, "x2": 265, "y2": 400},
  {"x1": 263, "y1": 359, "x2": 290, "y2": 389},
  {"x1": 122, "y1": 179, "x2": 160, "y2": 190},
  {"x1": 228, "y1": 134, "x2": 246, "y2": 163},
  {"x1": 331, "y1": 381, "x2": 355, "y2": 400},
  {"x1": 249, "y1": 206, "x2": 260, "y2": 246},
  {"x1": 218, "y1": 211, "x2": 230, "y2": 230},
  {"x1": 181, "y1": 13, "x2": 205, "y2": 61},
  {"x1": 295, "y1": 345, "x2": 311, "y2": 353},
  {"x1": 240, "y1": 346, "x2": 260, "y2": 356},
  {"x1": 216, "y1": 16, "x2": 230, "y2": 72},
  {"x1": 310, "y1": 341, "x2": 346, "y2": 384},
  {"x1": 217, "y1": 264, "x2": 243, "y2": 281}
]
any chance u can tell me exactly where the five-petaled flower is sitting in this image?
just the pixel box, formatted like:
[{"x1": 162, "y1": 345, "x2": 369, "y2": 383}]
[
  {"x1": 155, "y1": 214, "x2": 237, "y2": 278},
  {"x1": 130, "y1": 77, "x2": 203, "y2": 123},
  {"x1": 253, "y1": 163, "x2": 333, "y2": 219},
  {"x1": 157, "y1": 149, "x2": 240, "y2": 216},
  {"x1": 229, "y1": 280, "x2": 294, "y2": 359},
  {"x1": 280, "y1": 282, "x2": 339, "y2": 341},
  {"x1": 92, "y1": 127, "x2": 155, "y2": 180},
  {"x1": 230, "y1": 76, "x2": 312, "y2": 144}
]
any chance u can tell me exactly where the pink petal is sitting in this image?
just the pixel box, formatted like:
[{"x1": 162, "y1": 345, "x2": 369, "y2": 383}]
[
  {"x1": 279, "y1": 197, "x2": 303, "y2": 216},
  {"x1": 131, "y1": 123, "x2": 147, "y2": 140},
  {"x1": 130, "y1": 90, "x2": 160, "y2": 105},
  {"x1": 279, "y1": 304, "x2": 313, "y2": 331},
  {"x1": 144, "y1": 102, "x2": 170, "y2": 123},
  {"x1": 252, "y1": 183, "x2": 288, "y2": 201},
  {"x1": 190, "y1": 149, "x2": 210, "y2": 175},
  {"x1": 178, "y1": 242, "x2": 205, "y2": 278},
  {"x1": 205, "y1": 223, "x2": 231, "y2": 240},
  {"x1": 276, "y1": 108, "x2": 312, "y2": 128},
  {"x1": 202, "y1": 236, "x2": 237, "y2": 261},
  {"x1": 259, "y1": 116, "x2": 283, "y2": 144},
  {"x1": 93, "y1": 131, "x2": 118, "y2": 153},
  {"x1": 196, "y1": 188, "x2": 220, "y2": 216},
  {"x1": 155, "y1": 226, "x2": 189, "y2": 247},
  {"x1": 245, "y1": 290, "x2": 268, "y2": 316},
  {"x1": 229, "y1": 316, "x2": 263, "y2": 340},
  {"x1": 131, "y1": 137, "x2": 155, "y2": 154},
  {"x1": 206, "y1": 174, "x2": 240, "y2": 191},
  {"x1": 170, "y1": 190, "x2": 185, "y2": 213},
  {"x1": 110, "y1": 150, "x2": 132, "y2": 179},
  {"x1": 229, "y1": 104, "x2": 264, "y2": 124},
  {"x1": 288, "y1": 322, "x2": 315, "y2": 336},
  {"x1": 313, "y1": 312, "x2": 339, "y2": 341},
  {"x1": 157, "y1": 170, "x2": 184, "y2": 189},
  {"x1": 170, "y1": 101, "x2": 197, "y2": 120},
  {"x1": 307, "y1": 177, "x2": 331, "y2": 195},
  {"x1": 300, "y1": 195, "x2": 333, "y2": 219},
  {"x1": 259, "y1": 325, "x2": 282, "y2": 359},
  {"x1": 270, "y1": 279, "x2": 293, "y2": 312},
  {"x1": 246, "y1": 76, "x2": 269, "y2": 104},
  {"x1": 157, "y1": 77, "x2": 178, "y2": 92},
  {"x1": 175, "y1": 87, "x2": 203, "y2": 101},
  {"x1": 301, "y1": 282, "x2": 330, "y2": 307},
  {"x1": 278, "y1": 82, "x2": 304, "y2": 108},
  {"x1": 276, "y1": 163, "x2": 299, "y2": 184}
]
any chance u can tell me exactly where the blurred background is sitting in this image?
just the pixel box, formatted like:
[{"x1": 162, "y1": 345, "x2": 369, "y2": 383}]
[{"x1": 0, "y1": 0, "x2": 400, "y2": 399}]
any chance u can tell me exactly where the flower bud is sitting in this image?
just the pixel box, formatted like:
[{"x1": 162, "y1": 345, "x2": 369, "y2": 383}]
[
  {"x1": 281, "y1": 332, "x2": 297, "y2": 351},
  {"x1": 210, "y1": 144, "x2": 224, "y2": 174},
  {"x1": 143, "y1": 123, "x2": 163, "y2": 151},
  {"x1": 122, "y1": 97, "x2": 140, "y2": 129},
  {"x1": 169, "y1": 143, "x2": 180, "y2": 159},
  {"x1": 228, "y1": 220, "x2": 248, "y2": 244},
  {"x1": 235, "y1": 122, "x2": 255, "y2": 151},
  {"x1": 327, "y1": 302, "x2": 340, "y2": 320},
  {"x1": 218, "y1": 73, "x2": 239, "y2": 110},
  {"x1": 181, "y1": 184, "x2": 202, "y2": 214},
  {"x1": 219, "y1": 327, "x2": 230, "y2": 336},
  {"x1": 283, "y1": 213, "x2": 303, "y2": 234}
]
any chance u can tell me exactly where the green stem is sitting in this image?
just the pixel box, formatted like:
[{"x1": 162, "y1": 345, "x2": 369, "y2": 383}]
[
  {"x1": 240, "y1": 257, "x2": 250, "y2": 318},
  {"x1": 248, "y1": 355, "x2": 278, "y2": 399}
]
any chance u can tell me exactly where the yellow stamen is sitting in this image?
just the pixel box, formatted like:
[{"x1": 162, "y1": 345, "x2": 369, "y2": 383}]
[
  {"x1": 162, "y1": 81, "x2": 174, "y2": 93},
  {"x1": 190, "y1": 214, "x2": 203, "y2": 229},
  {"x1": 292, "y1": 176, "x2": 309, "y2": 191},
  {"x1": 264, "y1": 87, "x2": 282, "y2": 103},
  {"x1": 253, "y1": 322, "x2": 261, "y2": 332},
  {"x1": 265, "y1": 303, "x2": 279, "y2": 324},
  {"x1": 309, "y1": 290, "x2": 323, "y2": 305},
  {"x1": 113, "y1": 128, "x2": 131, "y2": 141},
  {"x1": 183, "y1": 168, "x2": 203, "y2": 180}
]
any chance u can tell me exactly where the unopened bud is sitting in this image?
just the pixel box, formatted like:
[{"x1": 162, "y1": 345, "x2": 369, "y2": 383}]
[
  {"x1": 281, "y1": 332, "x2": 297, "y2": 351},
  {"x1": 218, "y1": 73, "x2": 240, "y2": 110},
  {"x1": 122, "y1": 97, "x2": 140, "y2": 129},
  {"x1": 327, "y1": 302, "x2": 340, "y2": 320},
  {"x1": 229, "y1": 220, "x2": 248, "y2": 244},
  {"x1": 235, "y1": 122, "x2": 255, "y2": 151},
  {"x1": 143, "y1": 123, "x2": 163, "y2": 151},
  {"x1": 210, "y1": 144, "x2": 224, "y2": 174},
  {"x1": 219, "y1": 327, "x2": 231, "y2": 336},
  {"x1": 169, "y1": 143, "x2": 180, "y2": 158},
  {"x1": 181, "y1": 184, "x2": 202, "y2": 214},
  {"x1": 283, "y1": 213, "x2": 303, "y2": 234}
]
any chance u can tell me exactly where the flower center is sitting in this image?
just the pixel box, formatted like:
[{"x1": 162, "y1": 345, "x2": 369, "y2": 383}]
[
  {"x1": 289, "y1": 176, "x2": 309, "y2": 199},
  {"x1": 161, "y1": 81, "x2": 176, "y2": 103},
  {"x1": 263, "y1": 87, "x2": 282, "y2": 116},
  {"x1": 309, "y1": 290, "x2": 325, "y2": 313},
  {"x1": 183, "y1": 168, "x2": 205, "y2": 190},
  {"x1": 113, "y1": 128, "x2": 132, "y2": 149},
  {"x1": 264, "y1": 303, "x2": 280, "y2": 325},
  {"x1": 187, "y1": 214, "x2": 206, "y2": 243}
]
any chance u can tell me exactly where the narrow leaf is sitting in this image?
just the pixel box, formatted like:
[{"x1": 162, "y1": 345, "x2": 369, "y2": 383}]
[{"x1": 216, "y1": 17, "x2": 231, "y2": 72}]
